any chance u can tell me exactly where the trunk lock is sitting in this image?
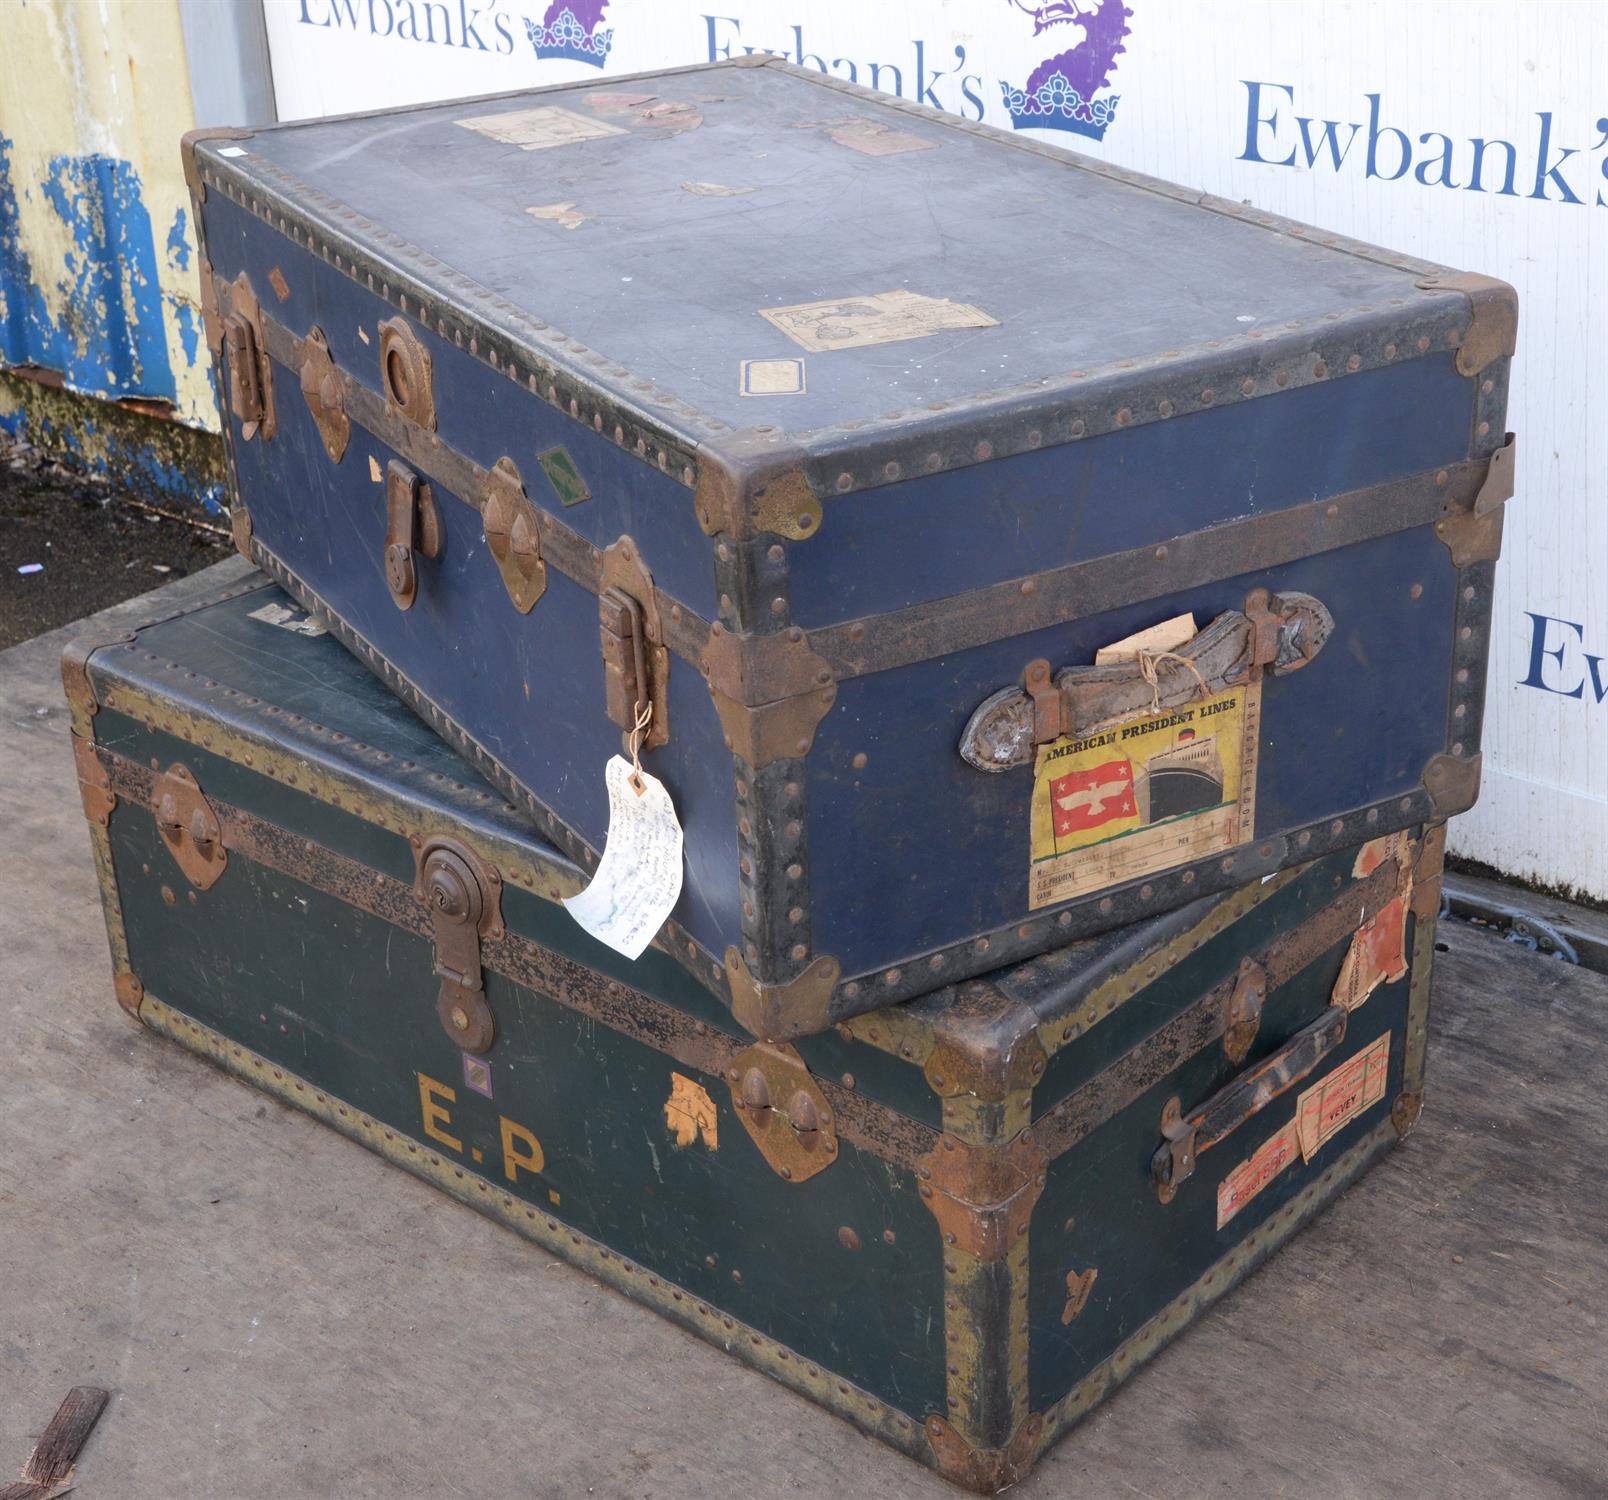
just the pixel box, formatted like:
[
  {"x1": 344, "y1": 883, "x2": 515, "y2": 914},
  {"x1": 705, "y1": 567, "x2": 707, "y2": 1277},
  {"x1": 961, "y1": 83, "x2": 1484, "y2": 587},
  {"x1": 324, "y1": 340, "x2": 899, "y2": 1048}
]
[
  {"x1": 153, "y1": 764, "x2": 228, "y2": 890},
  {"x1": 384, "y1": 460, "x2": 442, "y2": 610},
  {"x1": 415, "y1": 837, "x2": 503, "y2": 1055},
  {"x1": 727, "y1": 1042, "x2": 836, "y2": 1182},
  {"x1": 598, "y1": 537, "x2": 669, "y2": 752}
]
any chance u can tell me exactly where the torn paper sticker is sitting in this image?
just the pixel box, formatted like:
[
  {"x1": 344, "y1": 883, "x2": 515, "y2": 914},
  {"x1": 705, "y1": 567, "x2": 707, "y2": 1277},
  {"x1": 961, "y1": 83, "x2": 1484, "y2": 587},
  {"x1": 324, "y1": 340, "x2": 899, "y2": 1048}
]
[
  {"x1": 528, "y1": 201, "x2": 592, "y2": 230},
  {"x1": 1295, "y1": 1032, "x2": 1391, "y2": 1162},
  {"x1": 741, "y1": 358, "x2": 806, "y2": 396},
  {"x1": 563, "y1": 757, "x2": 684, "y2": 960},
  {"x1": 1353, "y1": 830, "x2": 1413, "y2": 878},
  {"x1": 665, "y1": 1073, "x2": 719, "y2": 1150},
  {"x1": 681, "y1": 180, "x2": 755, "y2": 197},
  {"x1": 827, "y1": 117, "x2": 937, "y2": 156},
  {"x1": 761, "y1": 289, "x2": 998, "y2": 353},
  {"x1": 1217, "y1": 1117, "x2": 1299, "y2": 1230},
  {"x1": 249, "y1": 601, "x2": 327, "y2": 638},
  {"x1": 1331, "y1": 894, "x2": 1411, "y2": 1011},
  {"x1": 456, "y1": 105, "x2": 626, "y2": 151}
]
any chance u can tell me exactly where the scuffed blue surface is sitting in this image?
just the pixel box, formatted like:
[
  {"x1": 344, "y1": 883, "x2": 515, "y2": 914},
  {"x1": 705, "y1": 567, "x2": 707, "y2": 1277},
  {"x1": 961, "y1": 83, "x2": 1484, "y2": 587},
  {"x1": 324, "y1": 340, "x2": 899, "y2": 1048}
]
[{"x1": 0, "y1": 134, "x2": 175, "y2": 401}]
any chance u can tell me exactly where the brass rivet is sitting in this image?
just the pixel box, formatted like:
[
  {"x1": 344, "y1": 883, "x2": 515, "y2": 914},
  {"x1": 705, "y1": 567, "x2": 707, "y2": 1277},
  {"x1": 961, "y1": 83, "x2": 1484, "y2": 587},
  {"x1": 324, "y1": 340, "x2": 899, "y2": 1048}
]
[{"x1": 1410, "y1": 583, "x2": 1424, "y2": 599}]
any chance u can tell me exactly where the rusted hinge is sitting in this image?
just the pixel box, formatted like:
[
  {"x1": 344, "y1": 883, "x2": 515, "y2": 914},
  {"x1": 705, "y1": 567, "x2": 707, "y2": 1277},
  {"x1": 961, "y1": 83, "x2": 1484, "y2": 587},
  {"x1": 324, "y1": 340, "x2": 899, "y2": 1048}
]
[
  {"x1": 153, "y1": 763, "x2": 227, "y2": 890},
  {"x1": 1414, "y1": 270, "x2": 1519, "y2": 377},
  {"x1": 599, "y1": 537, "x2": 669, "y2": 753},
  {"x1": 72, "y1": 734, "x2": 115, "y2": 827},
  {"x1": 1222, "y1": 957, "x2": 1267, "y2": 1065},
  {"x1": 724, "y1": 947, "x2": 840, "y2": 1041},
  {"x1": 701, "y1": 624, "x2": 837, "y2": 768},
  {"x1": 917, "y1": 1130, "x2": 1047, "y2": 1262},
  {"x1": 379, "y1": 316, "x2": 436, "y2": 430},
  {"x1": 482, "y1": 457, "x2": 547, "y2": 614},
  {"x1": 1435, "y1": 433, "x2": 1515, "y2": 567},
  {"x1": 1023, "y1": 658, "x2": 1062, "y2": 744},
  {"x1": 414, "y1": 836, "x2": 503, "y2": 1054},
  {"x1": 725, "y1": 1042, "x2": 837, "y2": 1182},
  {"x1": 299, "y1": 326, "x2": 349, "y2": 464},
  {"x1": 384, "y1": 460, "x2": 442, "y2": 610}
]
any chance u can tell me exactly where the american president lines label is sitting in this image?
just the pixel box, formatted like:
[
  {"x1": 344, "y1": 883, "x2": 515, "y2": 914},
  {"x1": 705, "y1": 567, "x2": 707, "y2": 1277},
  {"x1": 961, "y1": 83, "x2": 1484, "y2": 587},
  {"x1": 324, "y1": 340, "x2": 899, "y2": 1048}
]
[{"x1": 1029, "y1": 682, "x2": 1261, "y2": 910}]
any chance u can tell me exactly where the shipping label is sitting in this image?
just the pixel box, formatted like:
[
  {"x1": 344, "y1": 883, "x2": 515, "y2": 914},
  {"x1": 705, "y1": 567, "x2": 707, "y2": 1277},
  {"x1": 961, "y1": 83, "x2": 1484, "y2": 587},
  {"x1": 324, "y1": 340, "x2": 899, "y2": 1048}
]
[
  {"x1": 1295, "y1": 1032, "x2": 1392, "y2": 1162},
  {"x1": 760, "y1": 289, "x2": 998, "y2": 352},
  {"x1": 1217, "y1": 1117, "x2": 1299, "y2": 1230},
  {"x1": 1331, "y1": 894, "x2": 1411, "y2": 1012},
  {"x1": 1029, "y1": 681, "x2": 1261, "y2": 910}
]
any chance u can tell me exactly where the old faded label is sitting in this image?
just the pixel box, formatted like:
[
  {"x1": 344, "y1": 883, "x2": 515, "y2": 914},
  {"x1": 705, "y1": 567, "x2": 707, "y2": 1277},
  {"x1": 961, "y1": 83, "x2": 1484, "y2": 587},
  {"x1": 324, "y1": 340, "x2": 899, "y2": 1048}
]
[
  {"x1": 664, "y1": 1072, "x2": 719, "y2": 1150},
  {"x1": 1217, "y1": 1117, "x2": 1299, "y2": 1230},
  {"x1": 1029, "y1": 681, "x2": 1261, "y2": 910},
  {"x1": 248, "y1": 601, "x2": 326, "y2": 638},
  {"x1": 1353, "y1": 830, "x2": 1413, "y2": 878},
  {"x1": 826, "y1": 117, "x2": 936, "y2": 156},
  {"x1": 1296, "y1": 1032, "x2": 1391, "y2": 1162},
  {"x1": 740, "y1": 358, "x2": 806, "y2": 396},
  {"x1": 1331, "y1": 894, "x2": 1411, "y2": 1012},
  {"x1": 760, "y1": 290, "x2": 998, "y2": 353},
  {"x1": 527, "y1": 201, "x2": 592, "y2": 230},
  {"x1": 456, "y1": 105, "x2": 627, "y2": 151}
]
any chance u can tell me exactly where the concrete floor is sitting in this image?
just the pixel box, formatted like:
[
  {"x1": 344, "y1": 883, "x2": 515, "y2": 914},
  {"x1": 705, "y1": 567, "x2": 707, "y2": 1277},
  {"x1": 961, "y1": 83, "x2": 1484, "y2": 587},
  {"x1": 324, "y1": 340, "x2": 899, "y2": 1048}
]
[{"x1": 2, "y1": 565, "x2": 1605, "y2": 1499}]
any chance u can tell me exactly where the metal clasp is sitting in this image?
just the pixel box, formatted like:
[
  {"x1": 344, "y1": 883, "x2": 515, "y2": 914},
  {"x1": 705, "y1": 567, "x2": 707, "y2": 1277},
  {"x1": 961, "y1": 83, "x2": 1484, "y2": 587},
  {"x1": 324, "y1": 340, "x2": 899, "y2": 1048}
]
[
  {"x1": 598, "y1": 537, "x2": 669, "y2": 753},
  {"x1": 727, "y1": 1042, "x2": 837, "y2": 1183},
  {"x1": 384, "y1": 460, "x2": 442, "y2": 610},
  {"x1": 482, "y1": 457, "x2": 547, "y2": 614},
  {"x1": 1024, "y1": 658, "x2": 1064, "y2": 744},
  {"x1": 414, "y1": 837, "x2": 503, "y2": 1055},
  {"x1": 152, "y1": 763, "x2": 227, "y2": 890},
  {"x1": 1222, "y1": 957, "x2": 1267, "y2": 1065}
]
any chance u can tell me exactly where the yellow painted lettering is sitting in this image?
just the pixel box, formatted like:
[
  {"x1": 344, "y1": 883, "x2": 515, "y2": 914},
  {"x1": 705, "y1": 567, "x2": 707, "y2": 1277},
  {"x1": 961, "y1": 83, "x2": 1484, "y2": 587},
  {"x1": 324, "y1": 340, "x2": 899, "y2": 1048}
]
[
  {"x1": 500, "y1": 1116, "x2": 545, "y2": 1183},
  {"x1": 417, "y1": 1072, "x2": 463, "y2": 1153}
]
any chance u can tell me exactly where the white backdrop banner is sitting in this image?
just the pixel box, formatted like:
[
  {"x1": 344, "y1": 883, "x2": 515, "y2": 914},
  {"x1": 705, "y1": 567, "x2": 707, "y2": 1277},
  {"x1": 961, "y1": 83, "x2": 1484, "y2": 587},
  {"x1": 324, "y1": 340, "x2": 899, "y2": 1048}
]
[{"x1": 263, "y1": 0, "x2": 1608, "y2": 902}]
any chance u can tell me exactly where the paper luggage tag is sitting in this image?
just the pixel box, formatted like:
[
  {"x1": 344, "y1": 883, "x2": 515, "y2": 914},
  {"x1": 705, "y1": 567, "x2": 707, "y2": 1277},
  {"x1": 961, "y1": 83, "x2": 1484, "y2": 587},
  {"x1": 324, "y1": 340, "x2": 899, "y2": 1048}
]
[{"x1": 563, "y1": 756, "x2": 684, "y2": 960}]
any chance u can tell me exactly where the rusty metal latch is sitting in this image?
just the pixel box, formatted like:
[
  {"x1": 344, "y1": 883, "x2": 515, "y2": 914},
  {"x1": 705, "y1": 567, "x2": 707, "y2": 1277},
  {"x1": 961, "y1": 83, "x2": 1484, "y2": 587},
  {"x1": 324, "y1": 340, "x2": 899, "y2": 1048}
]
[
  {"x1": 726, "y1": 1042, "x2": 837, "y2": 1182},
  {"x1": 298, "y1": 326, "x2": 349, "y2": 464},
  {"x1": 218, "y1": 272, "x2": 275, "y2": 440},
  {"x1": 384, "y1": 460, "x2": 442, "y2": 610},
  {"x1": 415, "y1": 837, "x2": 503, "y2": 1055},
  {"x1": 1222, "y1": 957, "x2": 1267, "y2": 1065},
  {"x1": 152, "y1": 763, "x2": 227, "y2": 890},
  {"x1": 599, "y1": 537, "x2": 669, "y2": 752},
  {"x1": 482, "y1": 457, "x2": 547, "y2": 614},
  {"x1": 1023, "y1": 658, "x2": 1063, "y2": 744},
  {"x1": 1152, "y1": 1003, "x2": 1347, "y2": 1203}
]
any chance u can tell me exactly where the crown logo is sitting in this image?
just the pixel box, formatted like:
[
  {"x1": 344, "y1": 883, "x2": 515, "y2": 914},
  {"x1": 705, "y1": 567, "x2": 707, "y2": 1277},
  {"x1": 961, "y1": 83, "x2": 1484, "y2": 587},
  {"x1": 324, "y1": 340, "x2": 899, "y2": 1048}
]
[
  {"x1": 524, "y1": 2, "x2": 614, "y2": 68},
  {"x1": 1000, "y1": 0, "x2": 1133, "y2": 141}
]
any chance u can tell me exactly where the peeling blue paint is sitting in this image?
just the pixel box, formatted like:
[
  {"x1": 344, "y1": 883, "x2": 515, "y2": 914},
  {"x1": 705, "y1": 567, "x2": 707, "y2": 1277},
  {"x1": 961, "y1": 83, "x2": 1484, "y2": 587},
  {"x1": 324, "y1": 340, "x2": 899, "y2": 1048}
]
[
  {"x1": 0, "y1": 133, "x2": 175, "y2": 402},
  {"x1": 173, "y1": 298, "x2": 201, "y2": 369},
  {"x1": 166, "y1": 206, "x2": 190, "y2": 270}
]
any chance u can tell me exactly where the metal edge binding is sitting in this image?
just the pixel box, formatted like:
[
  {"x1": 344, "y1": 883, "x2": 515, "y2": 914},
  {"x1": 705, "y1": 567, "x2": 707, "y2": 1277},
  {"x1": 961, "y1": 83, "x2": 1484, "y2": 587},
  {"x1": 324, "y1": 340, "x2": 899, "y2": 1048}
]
[{"x1": 724, "y1": 948, "x2": 840, "y2": 1042}]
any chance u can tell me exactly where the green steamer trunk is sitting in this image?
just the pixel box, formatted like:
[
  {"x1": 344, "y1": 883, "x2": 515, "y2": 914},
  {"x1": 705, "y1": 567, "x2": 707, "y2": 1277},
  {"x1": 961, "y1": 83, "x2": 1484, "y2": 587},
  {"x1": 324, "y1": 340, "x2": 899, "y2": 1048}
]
[{"x1": 64, "y1": 574, "x2": 1444, "y2": 1492}]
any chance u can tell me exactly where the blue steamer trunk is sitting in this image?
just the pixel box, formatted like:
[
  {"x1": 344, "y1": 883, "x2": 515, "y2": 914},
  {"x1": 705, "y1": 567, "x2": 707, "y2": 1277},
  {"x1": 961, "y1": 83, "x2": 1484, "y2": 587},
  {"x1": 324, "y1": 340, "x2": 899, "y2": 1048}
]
[
  {"x1": 182, "y1": 57, "x2": 1513, "y2": 1040},
  {"x1": 66, "y1": 575, "x2": 1445, "y2": 1493}
]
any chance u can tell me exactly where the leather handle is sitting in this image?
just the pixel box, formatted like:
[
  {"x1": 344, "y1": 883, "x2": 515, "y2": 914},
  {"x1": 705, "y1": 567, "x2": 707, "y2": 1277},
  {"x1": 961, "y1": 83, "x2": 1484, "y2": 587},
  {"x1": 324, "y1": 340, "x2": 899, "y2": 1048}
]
[
  {"x1": 958, "y1": 589, "x2": 1333, "y2": 773},
  {"x1": 1150, "y1": 1003, "x2": 1348, "y2": 1203}
]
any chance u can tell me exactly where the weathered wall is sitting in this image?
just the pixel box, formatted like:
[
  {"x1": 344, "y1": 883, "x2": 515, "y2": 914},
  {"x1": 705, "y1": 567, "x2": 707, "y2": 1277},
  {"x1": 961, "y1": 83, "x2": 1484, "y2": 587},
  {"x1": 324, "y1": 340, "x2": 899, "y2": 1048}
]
[{"x1": 0, "y1": 0, "x2": 222, "y2": 505}]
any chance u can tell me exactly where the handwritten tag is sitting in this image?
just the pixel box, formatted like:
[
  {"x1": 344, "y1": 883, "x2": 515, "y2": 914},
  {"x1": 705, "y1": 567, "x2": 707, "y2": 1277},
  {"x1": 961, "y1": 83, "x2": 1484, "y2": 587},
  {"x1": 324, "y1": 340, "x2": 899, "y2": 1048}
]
[{"x1": 563, "y1": 757, "x2": 684, "y2": 960}]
